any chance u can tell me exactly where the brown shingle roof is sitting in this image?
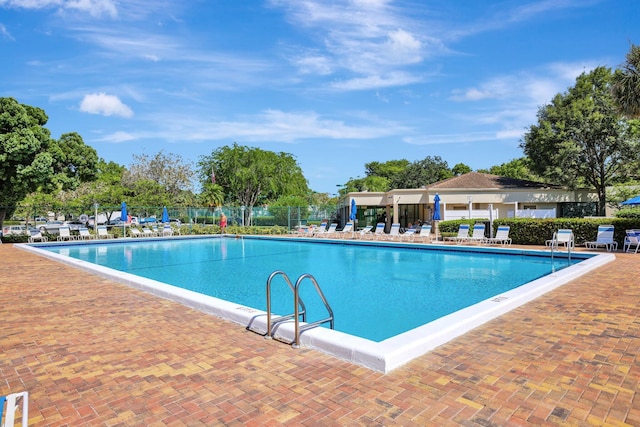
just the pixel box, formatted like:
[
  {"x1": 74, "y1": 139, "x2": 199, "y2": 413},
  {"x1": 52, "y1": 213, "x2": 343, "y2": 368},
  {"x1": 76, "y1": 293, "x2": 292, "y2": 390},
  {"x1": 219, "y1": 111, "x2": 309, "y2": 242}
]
[{"x1": 428, "y1": 172, "x2": 563, "y2": 190}]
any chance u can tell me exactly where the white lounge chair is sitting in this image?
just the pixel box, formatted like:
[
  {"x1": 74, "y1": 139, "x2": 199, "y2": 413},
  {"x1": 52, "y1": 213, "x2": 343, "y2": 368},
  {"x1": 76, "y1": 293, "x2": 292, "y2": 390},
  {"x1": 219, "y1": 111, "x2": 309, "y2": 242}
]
[
  {"x1": 399, "y1": 228, "x2": 416, "y2": 241},
  {"x1": 333, "y1": 222, "x2": 354, "y2": 239},
  {"x1": 623, "y1": 230, "x2": 640, "y2": 253},
  {"x1": 1, "y1": 390, "x2": 29, "y2": 427},
  {"x1": 546, "y1": 229, "x2": 574, "y2": 250},
  {"x1": 355, "y1": 225, "x2": 373, "y2": 239},
  {"x1": 129, "y1": 228, "x2": 143, "y2": 238},
  {"x1": 322, "y1": 223, "x2": 338, "y2": 237},
  {"x1": 369, "y1": 222, "x2": 387, "y2": 240},
  {"x1": 414, "y1": 225, "x2": 432, "y2": 243},
  {"x1": 445, "y1": 224, "x2": 470, "y2": 243},
  {"x1": 142, "y1": 228, "x2": 156, "y2": 237},
  {"x1": 28, "y1": 229, "x2": 48, "y2": 243},
  {"x1": 97, "y1": 225, "x2": 114, "y2": 239},
  {"x1": 466, "y1": 223, "x2": 487, "y2": 244},
  {"x1": 384, "y1": 223, "x2": 401, "y2": 241},
  {"x1": 78, "y1": 227, "x2": 95, "y2": 240},
  {"x1": 585, "y1": 225, "x2": 617, "y2": 252},
  {"x1": 162, "y1": 225, "x2": 174, "y2": 236},
  {"x1": 312, "y1": 222, "x2": 328, "y2": 237},
  {"x1": 486, "y1": 225, "x2": 511, "y2": 245},
  {"x1": 57, "y1": 225, "x2": 75, "y2": 241}
]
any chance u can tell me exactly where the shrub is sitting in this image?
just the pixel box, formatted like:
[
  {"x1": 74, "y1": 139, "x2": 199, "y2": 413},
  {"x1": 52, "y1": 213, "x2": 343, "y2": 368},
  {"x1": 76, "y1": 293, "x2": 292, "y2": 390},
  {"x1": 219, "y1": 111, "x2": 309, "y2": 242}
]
[{"x1": 438, "y1": 217, "x2": 640, "y2": 246}]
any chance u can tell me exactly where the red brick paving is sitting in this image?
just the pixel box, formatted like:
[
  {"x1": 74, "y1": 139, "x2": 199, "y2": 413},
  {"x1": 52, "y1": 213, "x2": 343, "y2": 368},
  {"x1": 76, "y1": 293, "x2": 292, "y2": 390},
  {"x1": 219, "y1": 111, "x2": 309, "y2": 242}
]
[{"x1": 1, "y1": 243, "x2": 639, "y2": 426}]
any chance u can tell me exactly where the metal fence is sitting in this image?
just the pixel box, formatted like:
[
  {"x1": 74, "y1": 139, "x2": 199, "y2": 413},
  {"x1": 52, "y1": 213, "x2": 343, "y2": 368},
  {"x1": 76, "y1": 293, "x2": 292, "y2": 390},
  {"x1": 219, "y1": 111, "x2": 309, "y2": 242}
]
[{"x1": 2, "y1": 204, "x2": 339, "y2": 230}]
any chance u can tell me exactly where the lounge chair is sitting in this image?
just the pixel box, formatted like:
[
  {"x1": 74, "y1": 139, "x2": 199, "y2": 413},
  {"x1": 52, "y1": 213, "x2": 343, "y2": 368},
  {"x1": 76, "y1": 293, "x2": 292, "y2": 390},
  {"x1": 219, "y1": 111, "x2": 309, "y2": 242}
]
[
  {"x1": 1, "y1": 390, "x2": 29, "y2": 427},
  {"x1": 333, "y1": 222, "x2": 354, "y2": 239},
  {"x1": 585, "y1": 225, "x2": 617, "y2": 252},
  {"x1": 369, "y1": 222, "x2": 387, "y2": 240},
  {"x1": 312, "y1": 222, "x2": 328, "y2": 237},
  {"x1": 162, "y1": 225, "x2": 174, "y2": 236},
  {"x1": 444, "y1": 224, "x2": 470, "y2": 243},
  {"x1": 321, "y1": 223, "x2": 339, "y2": 237},
  {"x1": 383, "y1": 223, "x2": 401, "y2": 240},
  {"x1": 546, "y1": 229, "x2": 574, "y2": 250},
  {"x1": 78, "y1": 227, "x2": 95, "y2": 240},
  {"x1": 355, "y1": 225, "x2": 373, "y2": 239},
  {"x1": 486, "y1": 225, "x2": 511, "y2": 245},
  {"x1": 57, "y1": 225, "x2": 75, "y2": 241},
  {"x1": 129, "y1": 228, "x2": 143, "y2": 238},
  {"x1": 142, "y1": 228, "x2": 156, "y2": 237},
  {"x1": 399, "y1": 228, "x2": 416, "y2": 241},
  {"x1": 28, "y1": 229, "x2": 48, "y2": 243},
  {"x1": 623, "y1": 230, "x2": 640, "y2": 253},
  {"x1": 413, "y1": 225, "x2": 432, "y2": 243},
  {"x1": 466, "y1": 223, "x2": 487, "y2": 244},
  {"x1": 97, "y1": 225, "x2": 114, "y2": 239}
]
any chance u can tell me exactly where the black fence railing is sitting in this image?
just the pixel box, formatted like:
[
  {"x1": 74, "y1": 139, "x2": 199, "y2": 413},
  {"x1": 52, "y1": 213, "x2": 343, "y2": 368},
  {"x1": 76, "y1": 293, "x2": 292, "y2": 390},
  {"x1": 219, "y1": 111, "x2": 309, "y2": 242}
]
[{"x1": 2, "y1": 205, "x2": 339, "y2": 230}]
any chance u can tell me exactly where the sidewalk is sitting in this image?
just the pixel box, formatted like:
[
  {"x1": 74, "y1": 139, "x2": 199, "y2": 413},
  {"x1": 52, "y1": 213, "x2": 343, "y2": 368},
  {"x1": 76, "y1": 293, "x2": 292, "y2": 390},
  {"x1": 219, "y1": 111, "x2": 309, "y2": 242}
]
[{"x1": 1, "y1": 244, "x2": 638, "y2": 426}]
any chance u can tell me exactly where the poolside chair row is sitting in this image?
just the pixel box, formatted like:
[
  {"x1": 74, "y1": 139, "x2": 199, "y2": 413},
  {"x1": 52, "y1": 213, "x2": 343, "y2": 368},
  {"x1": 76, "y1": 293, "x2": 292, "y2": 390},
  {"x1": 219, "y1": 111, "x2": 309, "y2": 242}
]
[
  {"x1": 130, "y1": 225, "x2": 178, "y2": 238},
  {"x1": 358, "y1": 223, "x2": 434, "y2": 242},
  {"x1": 445, "y1": 223, "x2": 627, "y2": 252},
  {"x1": 444, "y1": 224, "x2": 512, "y2": 246},
  {"x1": 298, "y1": 222, "x2": 436, "y2": 242}
]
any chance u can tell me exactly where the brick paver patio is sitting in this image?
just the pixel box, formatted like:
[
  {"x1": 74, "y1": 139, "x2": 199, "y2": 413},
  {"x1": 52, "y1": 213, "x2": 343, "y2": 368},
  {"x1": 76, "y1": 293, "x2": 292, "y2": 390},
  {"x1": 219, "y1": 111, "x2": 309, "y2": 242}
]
[{"x1": 1, "y1": 243, "x2": 638, "y2": 426}]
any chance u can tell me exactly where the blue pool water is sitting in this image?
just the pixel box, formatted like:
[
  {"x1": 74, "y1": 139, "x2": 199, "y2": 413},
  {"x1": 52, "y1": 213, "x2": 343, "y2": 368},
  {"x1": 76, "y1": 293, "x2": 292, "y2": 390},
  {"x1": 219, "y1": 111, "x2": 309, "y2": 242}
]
[{"x1": 45, "y1": 237, "x2": 582, "y2": 342}]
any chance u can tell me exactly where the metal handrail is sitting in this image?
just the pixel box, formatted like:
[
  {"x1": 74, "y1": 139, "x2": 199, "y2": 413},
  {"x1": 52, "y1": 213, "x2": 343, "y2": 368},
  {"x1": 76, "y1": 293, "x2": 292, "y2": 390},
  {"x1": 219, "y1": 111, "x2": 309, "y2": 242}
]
[
  {"x1": 265, "y1": 271, "x2": 306, "y2": 339},
  {"x1": 293, "y1": 273, "x2": 334, "y2": 348}
]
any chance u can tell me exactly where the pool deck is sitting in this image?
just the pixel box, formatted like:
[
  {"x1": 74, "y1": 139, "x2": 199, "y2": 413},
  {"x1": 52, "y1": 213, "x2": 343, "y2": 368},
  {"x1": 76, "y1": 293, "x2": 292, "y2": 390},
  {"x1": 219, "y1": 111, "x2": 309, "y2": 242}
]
[{"x1": 1, "y1": 243, "x2": 638, "y2": 426}]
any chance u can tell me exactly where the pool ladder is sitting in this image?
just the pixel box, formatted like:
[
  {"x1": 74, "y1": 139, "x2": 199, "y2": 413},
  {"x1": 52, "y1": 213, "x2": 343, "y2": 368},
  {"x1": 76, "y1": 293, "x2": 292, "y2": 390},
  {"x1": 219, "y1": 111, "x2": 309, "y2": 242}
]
[{"x1": 265, "y1": 270, "x2": 334, "y2": 348}]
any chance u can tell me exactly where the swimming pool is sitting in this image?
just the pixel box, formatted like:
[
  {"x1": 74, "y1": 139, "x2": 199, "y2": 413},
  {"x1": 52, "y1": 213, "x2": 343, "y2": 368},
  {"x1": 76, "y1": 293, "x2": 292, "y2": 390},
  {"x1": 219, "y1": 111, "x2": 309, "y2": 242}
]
[{"x1": 21, "y1": 236, "x2": 614, "y2": 372}]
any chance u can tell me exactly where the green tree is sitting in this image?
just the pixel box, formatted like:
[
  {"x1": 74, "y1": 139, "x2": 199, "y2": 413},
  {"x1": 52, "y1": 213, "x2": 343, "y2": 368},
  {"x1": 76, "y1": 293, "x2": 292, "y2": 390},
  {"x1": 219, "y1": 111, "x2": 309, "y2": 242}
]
[
  {"x1": 124, "y1": 150, "x2": 195, "y2": 204},
  {"x1": 486, "y1": 158, "x2": 539, "y2": 181},
  {"x1": 451, "y1": 163, "x2": 472, "y2": 176},
  {"x1": 343, "y1": 175, "x2": 390, "y2": 193},
  {"x1": 48, "y1": 132, "x2": 98, "y2": 191},
  {"x1": 612, "y1": 43, "x2": 640, "y2": 118},
  {"x1": 396, "y1": 156, "x2": 452, "y2": 189},
  {"x1": 269, "y1": 195, "x2": 309, "y2": 226},
  {"x1": 364, "y1": 159, "x2": 409, "y2": 189},
  {"x1": 522, "y1": 67, "x2": 637, "y2": 216},
  {"x1": 0, "y1": 97, "x2": 55, "y2": 226},
  {"x1": 198, "y1": 143, "x2": 309, "y2": 225}
]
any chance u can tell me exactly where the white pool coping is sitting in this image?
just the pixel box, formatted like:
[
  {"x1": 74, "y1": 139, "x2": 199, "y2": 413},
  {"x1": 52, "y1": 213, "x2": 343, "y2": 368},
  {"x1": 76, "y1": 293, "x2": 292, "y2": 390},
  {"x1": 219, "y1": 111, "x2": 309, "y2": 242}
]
[{"x1": 18, "y1": 237, "x2": 615, "y2": 373}]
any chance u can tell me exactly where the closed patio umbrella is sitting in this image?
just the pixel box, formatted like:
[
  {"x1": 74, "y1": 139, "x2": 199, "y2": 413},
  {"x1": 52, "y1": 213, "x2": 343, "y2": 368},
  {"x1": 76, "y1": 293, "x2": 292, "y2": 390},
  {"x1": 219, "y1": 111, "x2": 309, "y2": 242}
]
[
  {"x1": 120, "y1": 201, "x2": 127, "y2": 237},
  {"x1": 162, "y1": 206, "x2": 169, "y2": 223},
  {"x1": 432, "y1": 194, "x2": 441, "y2": 221},
  {"x1": 349, "y1": 199, "x2": 357, "y2": 222},
  {"x1": 432, "y1": 194, "x2": 441, "y2": 241}
]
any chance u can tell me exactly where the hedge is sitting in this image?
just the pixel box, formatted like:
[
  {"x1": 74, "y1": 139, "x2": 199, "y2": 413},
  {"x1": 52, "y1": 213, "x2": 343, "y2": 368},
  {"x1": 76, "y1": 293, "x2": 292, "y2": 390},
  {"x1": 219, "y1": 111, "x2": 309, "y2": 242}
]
[{"x1": 438, "y1": 217, "x2": 640, "y2": 246}]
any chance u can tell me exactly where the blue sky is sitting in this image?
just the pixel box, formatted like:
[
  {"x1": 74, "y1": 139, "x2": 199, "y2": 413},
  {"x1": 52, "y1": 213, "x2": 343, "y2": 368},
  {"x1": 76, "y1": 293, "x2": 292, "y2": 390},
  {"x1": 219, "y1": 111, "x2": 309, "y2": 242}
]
[{"x1": 1, "y1": 0, "x2": 638, "y2": 195}]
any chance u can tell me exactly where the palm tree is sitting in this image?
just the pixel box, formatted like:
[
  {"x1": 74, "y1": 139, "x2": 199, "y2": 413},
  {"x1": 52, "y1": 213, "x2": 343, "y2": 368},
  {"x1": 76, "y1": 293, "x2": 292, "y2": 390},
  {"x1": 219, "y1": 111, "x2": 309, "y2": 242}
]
[{"x1": 612, "y1": 44, "x2": 640, "y2": 118}]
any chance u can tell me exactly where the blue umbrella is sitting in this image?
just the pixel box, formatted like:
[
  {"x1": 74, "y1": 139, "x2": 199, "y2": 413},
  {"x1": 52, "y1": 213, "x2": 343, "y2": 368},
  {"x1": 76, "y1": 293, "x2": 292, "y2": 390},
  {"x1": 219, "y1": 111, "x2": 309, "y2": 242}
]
[
  {"x1": 162, "y1": 206, "x2": 170, "y2": 223},
  {"x1": 349, "y1": 198, "x2": 357, "y2": 221},
  {"x1": 621, "y1": 195, "x2": 640, "y2": 205},
  {"x1": 432, "y1": 193, "x2": 441, "y2": 220},
  {"x1": 120, "y1": 201, "x2": 127, "y2": 237},
  {"x1": 120, "y1": 201, "x2": 127, "y2": 221}
]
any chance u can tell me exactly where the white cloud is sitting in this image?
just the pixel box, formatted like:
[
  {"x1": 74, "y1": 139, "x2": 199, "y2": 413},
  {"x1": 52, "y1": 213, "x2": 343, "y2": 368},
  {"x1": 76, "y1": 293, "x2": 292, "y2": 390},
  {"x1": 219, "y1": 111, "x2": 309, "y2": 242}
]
[
  {"x1": 93, "y1": 109, "x2": 405, "y2": 144},
  {"x1": 0, "y1": 22, "x2": 14, "y2": 40},
  {"x1": 79, "y1": 93, "x2": 134, "y2": 118},
  {"x1": 330, "y1": 71, "x2": 423, "y2": 91},
  {"x1": 270, "y1": 0, "x2": 436, "y2": 89},
  {"x1": 94, "y1": 131, "x2": 136, "y2": 143},
  {"x1": 0, "y1": 0, "x2": 118, "y2": 17}
]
